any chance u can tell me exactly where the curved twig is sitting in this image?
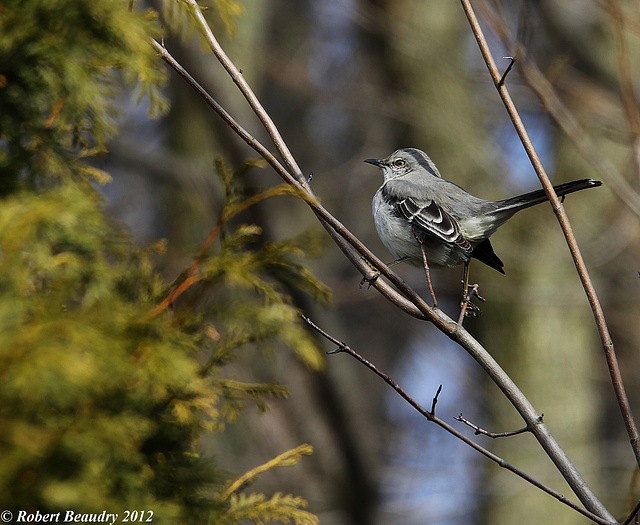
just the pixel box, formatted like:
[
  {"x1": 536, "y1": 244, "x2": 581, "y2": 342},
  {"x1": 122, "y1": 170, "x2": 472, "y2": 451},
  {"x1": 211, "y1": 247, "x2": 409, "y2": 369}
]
[{"x1": 455, "y1": 413, "x2": 535, "y2": 439}]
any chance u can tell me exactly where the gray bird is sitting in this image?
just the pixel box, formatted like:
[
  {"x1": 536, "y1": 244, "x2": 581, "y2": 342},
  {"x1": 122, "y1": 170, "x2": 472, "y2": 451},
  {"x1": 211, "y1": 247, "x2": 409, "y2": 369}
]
[{"x1": 365, "y1": 147, "x2": 601, "y2": 309}]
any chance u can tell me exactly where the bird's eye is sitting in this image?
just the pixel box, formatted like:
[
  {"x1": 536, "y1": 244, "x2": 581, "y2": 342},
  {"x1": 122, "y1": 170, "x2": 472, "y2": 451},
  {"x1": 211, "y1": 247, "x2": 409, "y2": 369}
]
[{"x1": 394, "y1": 159, "x2": 405, "y2": 167}]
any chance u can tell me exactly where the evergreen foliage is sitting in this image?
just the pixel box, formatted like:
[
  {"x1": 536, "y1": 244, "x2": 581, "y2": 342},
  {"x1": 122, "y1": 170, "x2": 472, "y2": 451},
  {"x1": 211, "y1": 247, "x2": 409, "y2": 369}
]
[
  {"x1": 0, "y1": 1, "x2": 325, "y2": 523},
  {"x1": 0, "y1": 0, "x2": 167, "y2": 191}
]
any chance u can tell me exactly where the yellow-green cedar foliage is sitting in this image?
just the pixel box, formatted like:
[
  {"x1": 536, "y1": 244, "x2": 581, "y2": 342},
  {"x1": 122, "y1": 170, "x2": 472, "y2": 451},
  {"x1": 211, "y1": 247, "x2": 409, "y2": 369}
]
[
  {"x1": 0, "y1": 1, "x2": 325, "y2": 523},
  {"x1": 0, "y1": 179, "x2": 324, "y2": 522},
  {"x1": 0, "y1": 0, "x2": 167, "y2": 190}
]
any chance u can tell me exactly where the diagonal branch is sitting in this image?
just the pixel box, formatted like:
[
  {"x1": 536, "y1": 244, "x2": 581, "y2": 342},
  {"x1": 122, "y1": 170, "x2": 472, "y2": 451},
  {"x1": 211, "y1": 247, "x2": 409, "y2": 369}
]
[
  {"x1": 182, "y1": 0, "x2": 307, "y2": 187},
  {"x1": 621, "y1": 497, "x2": 640, "y2": 525},
  {"x1": 461, "y1": 0, "x2": 640, "y2": 475},
  {"x1": 301, "y1": 315, "x2": 615, "y2": 525},
  {"x1": 455, "y1": 413, "x2": 536, "y2": 439},
  {"x1": 149, "y1": 39, "x2": 434, "y2": 323}
]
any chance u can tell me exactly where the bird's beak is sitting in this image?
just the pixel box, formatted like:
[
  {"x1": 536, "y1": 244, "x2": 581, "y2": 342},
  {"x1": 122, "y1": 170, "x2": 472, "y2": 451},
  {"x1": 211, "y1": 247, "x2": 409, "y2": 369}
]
[{"x1": 364, "y1": 158, "x2": 385, "y2": 167}]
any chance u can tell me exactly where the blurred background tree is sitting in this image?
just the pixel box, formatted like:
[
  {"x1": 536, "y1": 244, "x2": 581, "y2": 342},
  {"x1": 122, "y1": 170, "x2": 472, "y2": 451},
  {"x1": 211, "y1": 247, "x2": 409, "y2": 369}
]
[
  {"x1": 0, "y1": 0, "x2": 324, "y2": 523},
  {"x1": 3, "y1": 0, "x2": 640, "y2": 524}
]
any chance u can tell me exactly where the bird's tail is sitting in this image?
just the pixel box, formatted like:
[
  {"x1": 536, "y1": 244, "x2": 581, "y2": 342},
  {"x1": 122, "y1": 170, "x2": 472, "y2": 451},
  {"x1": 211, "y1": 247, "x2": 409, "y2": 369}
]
[{"x1": 497, "y1": 179, "x2": 602, "y2": 214}]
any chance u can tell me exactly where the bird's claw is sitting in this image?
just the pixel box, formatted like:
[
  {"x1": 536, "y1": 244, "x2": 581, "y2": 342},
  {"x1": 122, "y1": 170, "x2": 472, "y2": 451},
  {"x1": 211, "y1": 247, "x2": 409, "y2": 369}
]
[
  {"x1": 459, "y1": 284, "x2": 485, "y2": 319},
  {"x1": 359, "y1": 257, "x2": 382, "y2": 289},
  {"x1": 461, "y1": 300, "x2": 482, "y2": 318},
  {"x1": 359, "y1": 271, "x2": 380, "y2": 289}
]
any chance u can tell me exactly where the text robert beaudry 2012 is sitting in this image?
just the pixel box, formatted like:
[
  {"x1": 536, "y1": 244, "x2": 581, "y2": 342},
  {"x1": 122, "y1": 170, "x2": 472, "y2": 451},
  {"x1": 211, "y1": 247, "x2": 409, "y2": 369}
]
[{"x1": 13, "y1": 510, "x2": 153, "y2": 524}]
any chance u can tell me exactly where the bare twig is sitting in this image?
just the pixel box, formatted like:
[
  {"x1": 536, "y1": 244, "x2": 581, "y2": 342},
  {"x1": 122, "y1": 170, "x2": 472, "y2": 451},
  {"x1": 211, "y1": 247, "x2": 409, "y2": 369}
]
[
  {"x1": 181, "y1": 0, "x2": 308, "y2": 187},
  {"x1": 463, "y1": 0, "x2": 640, "y2": 473},
  {"x1": 498, "y1": 56, "x2": 516, "y2": 86},
  {"x1": 455, "y1": 413, "x2": 536, "y2": 438},
  {"x1": 621, "y1": 497, "x2": 640, "y2": 525},
  {"x1": 300, "y1": 315, "x2": 615, "y2": 525},
  {"x1": 431, "y1": 384, "x2": 443, "y2": 415}
]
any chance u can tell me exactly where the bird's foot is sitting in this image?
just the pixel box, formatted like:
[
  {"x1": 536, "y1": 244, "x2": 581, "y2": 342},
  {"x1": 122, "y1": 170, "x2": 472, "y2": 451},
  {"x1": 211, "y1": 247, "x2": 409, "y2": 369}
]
[
  {"x1": 458, "y1": 283, "x2": 485, "y2": 323},
  {"x1": 359, "y1": 271, "x2": 380, "y2": 289},
  {"x1": 359, "y1": 258, "x2": 381, "y2": 289}
]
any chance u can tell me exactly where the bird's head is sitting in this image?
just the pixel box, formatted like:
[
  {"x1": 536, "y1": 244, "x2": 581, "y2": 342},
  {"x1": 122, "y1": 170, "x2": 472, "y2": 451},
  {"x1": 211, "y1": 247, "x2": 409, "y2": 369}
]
[{"x1": 364, "y1": 148, "x2": 442, "y2": 182}]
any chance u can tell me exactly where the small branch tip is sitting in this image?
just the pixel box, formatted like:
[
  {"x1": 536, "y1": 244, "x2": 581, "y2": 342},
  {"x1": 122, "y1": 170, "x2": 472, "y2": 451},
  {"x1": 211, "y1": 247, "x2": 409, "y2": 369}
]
[
  {"x1": 430, "y1": 385, "x2": 443, "y2": 414},
  {"x1": 456, "y1": 413, "x2": 531, "y2": 439},
  {"x1": 498, "y1": 56, "x2": 517, "y2": 86}
]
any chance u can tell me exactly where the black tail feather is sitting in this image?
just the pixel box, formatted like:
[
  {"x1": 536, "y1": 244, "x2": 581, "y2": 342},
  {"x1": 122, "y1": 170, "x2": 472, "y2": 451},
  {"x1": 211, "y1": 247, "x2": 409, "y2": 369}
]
[
  {"x1": 471, "y1": 239, "x2": 505, "y2": 274},
  {"x1": 499, "y1": 179, "x2": 602, "y2": 213}
]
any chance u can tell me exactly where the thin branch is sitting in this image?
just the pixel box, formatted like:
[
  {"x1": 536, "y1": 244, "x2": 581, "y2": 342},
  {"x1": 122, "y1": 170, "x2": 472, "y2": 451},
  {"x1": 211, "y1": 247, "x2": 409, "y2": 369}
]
[
  {"x1": 498, "y1": 56, "x2": 516, "y2": 86},
  {"x1": 461, "y1": 1, "x2": 631, "y2": 519},
  {"x1": 621, "y1": 498, "x2": 640, "y2": 525},
  {"x1": 181, "y1": 0, "x2": 308, "y2": 187},
  {"x1": 455, "y1": 413, "x2": 536, "y2": 438},
  {"x1": 465, "y1": 0, "x2": 640, "y2": 473},
  {"x1": 431, "y1": 384, "x2": 443, "y2": 415},
  {"x1": 300, "y1": 315, "x2": 615, "y2": 525}
]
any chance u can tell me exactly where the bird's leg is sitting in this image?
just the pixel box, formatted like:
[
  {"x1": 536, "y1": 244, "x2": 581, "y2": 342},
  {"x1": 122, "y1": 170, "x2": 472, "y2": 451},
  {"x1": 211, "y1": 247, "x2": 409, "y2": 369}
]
[
  {"x1": 458, "y1": 261, "x2": 471, "y2": 323},
  {"x1": 359, "y1": 256, "x2": 410, "y2": 289},
  {"x1": 416, "y1": 238, "x2": 438, "y2": 308},
  {"x1": 458, "y1": 261, "x2": 484, "y2": 324}
]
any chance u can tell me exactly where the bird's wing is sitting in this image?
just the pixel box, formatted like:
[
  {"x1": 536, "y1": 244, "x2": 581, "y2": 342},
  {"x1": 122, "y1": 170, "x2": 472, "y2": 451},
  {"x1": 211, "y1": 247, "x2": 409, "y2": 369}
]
[{"x1": 396, "y1": 197, "x2": 472, "y2": 251}]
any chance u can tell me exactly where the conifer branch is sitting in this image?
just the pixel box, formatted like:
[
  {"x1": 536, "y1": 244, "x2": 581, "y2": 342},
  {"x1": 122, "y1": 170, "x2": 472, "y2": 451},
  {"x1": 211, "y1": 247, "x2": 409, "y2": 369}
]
[
  {"x1": 221, "y1": 444, "x2": 314, "y2": 501},
  {"x1": 147, "y1": 221, "x2": 222, "y2": 319},
  {"x1": 223, "y1": 492, "x2": 318, "y2": 525}
]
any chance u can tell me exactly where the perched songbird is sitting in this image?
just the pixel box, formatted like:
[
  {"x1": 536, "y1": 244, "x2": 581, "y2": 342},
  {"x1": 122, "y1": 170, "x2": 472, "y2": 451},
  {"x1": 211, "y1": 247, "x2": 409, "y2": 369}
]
[{"x1": 365, "y1": 147, "x2": 601, "y2": 312}]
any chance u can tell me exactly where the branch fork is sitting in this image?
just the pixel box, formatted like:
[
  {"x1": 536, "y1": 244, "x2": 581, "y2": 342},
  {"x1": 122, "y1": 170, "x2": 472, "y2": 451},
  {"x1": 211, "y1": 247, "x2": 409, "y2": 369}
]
[{"x1": 455, "y1": 413, "x2": 543, "y2": 439}]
